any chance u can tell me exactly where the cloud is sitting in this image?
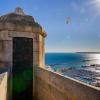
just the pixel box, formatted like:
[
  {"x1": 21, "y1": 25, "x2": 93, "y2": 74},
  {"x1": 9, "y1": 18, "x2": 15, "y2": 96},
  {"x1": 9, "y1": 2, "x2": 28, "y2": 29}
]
[{"x1": 70, "y1": 2, "x2": 86, "y2": 14}]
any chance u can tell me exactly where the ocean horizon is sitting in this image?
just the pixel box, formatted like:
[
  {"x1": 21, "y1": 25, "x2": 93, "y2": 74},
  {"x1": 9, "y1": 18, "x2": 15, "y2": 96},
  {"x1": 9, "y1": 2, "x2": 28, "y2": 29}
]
[{"x1": 45, "y1": 52, "x2": 100, "y2": 70}]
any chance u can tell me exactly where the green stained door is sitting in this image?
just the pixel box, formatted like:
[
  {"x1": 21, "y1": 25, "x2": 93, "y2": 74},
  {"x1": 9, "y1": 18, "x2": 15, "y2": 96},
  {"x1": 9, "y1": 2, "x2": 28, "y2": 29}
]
[{"x1": 13, "y1": 37, "x2": 33, "y2": 100}]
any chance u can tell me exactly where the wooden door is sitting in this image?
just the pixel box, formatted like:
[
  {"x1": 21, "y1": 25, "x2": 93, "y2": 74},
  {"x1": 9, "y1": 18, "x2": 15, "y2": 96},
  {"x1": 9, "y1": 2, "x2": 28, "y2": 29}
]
[{"x1": 13, "y1": 37, "x2": 33, "y2": 100}]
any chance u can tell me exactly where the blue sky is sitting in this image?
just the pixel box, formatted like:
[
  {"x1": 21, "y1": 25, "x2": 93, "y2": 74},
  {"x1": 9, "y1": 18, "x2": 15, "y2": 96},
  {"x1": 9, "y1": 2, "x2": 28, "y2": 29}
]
[{"x1": 0, "y1": 0, "x2": 100, "y2": 52}]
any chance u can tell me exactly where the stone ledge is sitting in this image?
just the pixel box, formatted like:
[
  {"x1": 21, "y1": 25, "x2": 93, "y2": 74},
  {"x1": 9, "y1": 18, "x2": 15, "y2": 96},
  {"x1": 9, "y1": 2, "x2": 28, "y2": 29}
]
[
  {"x1": 0, "y1": 23, "x2": 46, "y2": 37},
  {"x1": 35, "y1": 67, "x2": 100, "y2": 100}
]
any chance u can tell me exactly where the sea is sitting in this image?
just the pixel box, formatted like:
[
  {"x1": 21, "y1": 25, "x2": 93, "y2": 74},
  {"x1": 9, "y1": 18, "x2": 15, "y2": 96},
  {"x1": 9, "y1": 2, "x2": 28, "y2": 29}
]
[
  {"x1": 45, "y1": 53, "x2": 100, "y2": 84},
  {"x1": 45, "y1": 53, "x2": 100, "y2": 71}
]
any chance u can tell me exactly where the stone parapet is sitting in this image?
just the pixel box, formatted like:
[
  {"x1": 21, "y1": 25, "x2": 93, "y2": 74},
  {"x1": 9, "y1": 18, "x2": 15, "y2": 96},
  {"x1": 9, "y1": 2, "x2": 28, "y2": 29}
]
[
  {"x1": 0, "y1": 72, "x2": 8, "y2": 100},
  {"x1": 35, "y1": 67, "x2": 100, "y2": 100}
]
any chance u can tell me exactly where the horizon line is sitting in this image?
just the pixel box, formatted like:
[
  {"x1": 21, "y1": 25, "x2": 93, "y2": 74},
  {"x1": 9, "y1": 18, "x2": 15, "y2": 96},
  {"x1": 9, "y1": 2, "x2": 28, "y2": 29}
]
[{"x1": 45, "y1": 51, "x2": 100, "y2": 53}]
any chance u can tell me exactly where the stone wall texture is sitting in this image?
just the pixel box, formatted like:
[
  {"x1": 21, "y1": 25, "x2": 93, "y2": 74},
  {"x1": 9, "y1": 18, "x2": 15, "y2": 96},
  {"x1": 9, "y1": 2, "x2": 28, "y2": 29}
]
[
  {"x1": 35, "y1": 67, "x2": 100, "y2": 100},
  {"x1": 0, "y1": 72, "x2": 8, "y2": 100},
  {"x1": 0, "y1": 8, "x2": 46, "y2": 99}
]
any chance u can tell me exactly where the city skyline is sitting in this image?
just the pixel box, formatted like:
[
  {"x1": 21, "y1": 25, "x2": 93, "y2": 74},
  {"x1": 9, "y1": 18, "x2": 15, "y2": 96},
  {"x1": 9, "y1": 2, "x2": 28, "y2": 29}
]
[{"x1": 0, "y1": 0, "x2": 100, "y2": 52}]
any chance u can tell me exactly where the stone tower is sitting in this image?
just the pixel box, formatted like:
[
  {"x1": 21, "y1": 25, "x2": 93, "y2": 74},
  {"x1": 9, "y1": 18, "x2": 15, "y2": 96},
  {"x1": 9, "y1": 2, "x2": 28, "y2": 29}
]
[
  {"x1": 0, "y1": 7, "x2": 46, "y2": 99},
  {"x1": 0, "y1": 7, "x2": 46, "y2": 68}
]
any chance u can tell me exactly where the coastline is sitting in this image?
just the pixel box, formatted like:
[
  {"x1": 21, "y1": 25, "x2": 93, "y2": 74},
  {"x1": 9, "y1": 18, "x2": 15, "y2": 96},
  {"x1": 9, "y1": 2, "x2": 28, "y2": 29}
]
[{"x1": 45, "y1": 53, "x2": 100, "y2": 88}]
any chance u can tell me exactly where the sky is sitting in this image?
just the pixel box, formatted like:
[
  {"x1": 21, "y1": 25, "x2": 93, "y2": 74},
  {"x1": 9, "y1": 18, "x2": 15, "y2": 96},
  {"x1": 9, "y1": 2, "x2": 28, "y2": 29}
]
[{"x1": 0, "y1": 0, "x2": 100, "y2": 52}]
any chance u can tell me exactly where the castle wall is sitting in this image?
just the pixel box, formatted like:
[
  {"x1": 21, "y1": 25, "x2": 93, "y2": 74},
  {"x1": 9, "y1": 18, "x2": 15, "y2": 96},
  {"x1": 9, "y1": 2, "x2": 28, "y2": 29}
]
[
  {"x1": 0, "y1": 72, "x2": 8, "y2": 100},
  {"x1": 0, "y1": 30, "x2": 46, "y2": 99},
  {"x1": 35, "y1": 67, "x2": 100, "y2": 100},
  {"x1": 39, "y1": 34, "x2": 45, "y2": 67},
  {"x1": 0, "y1": 31, "x2": 12, "y2": 67},
  {"x1": 0, "y1": 30, "x2": 45, "y2": 68},
  {"x1": 0, "y1": 9, "x2": 46, "y2": 99}
]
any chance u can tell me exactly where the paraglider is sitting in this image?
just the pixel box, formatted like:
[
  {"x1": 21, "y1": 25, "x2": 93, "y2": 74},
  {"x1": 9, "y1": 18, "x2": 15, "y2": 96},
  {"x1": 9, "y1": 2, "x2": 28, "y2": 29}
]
[{"x1": 66, "y1": 16, "x2": 72, "y2": 24}]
